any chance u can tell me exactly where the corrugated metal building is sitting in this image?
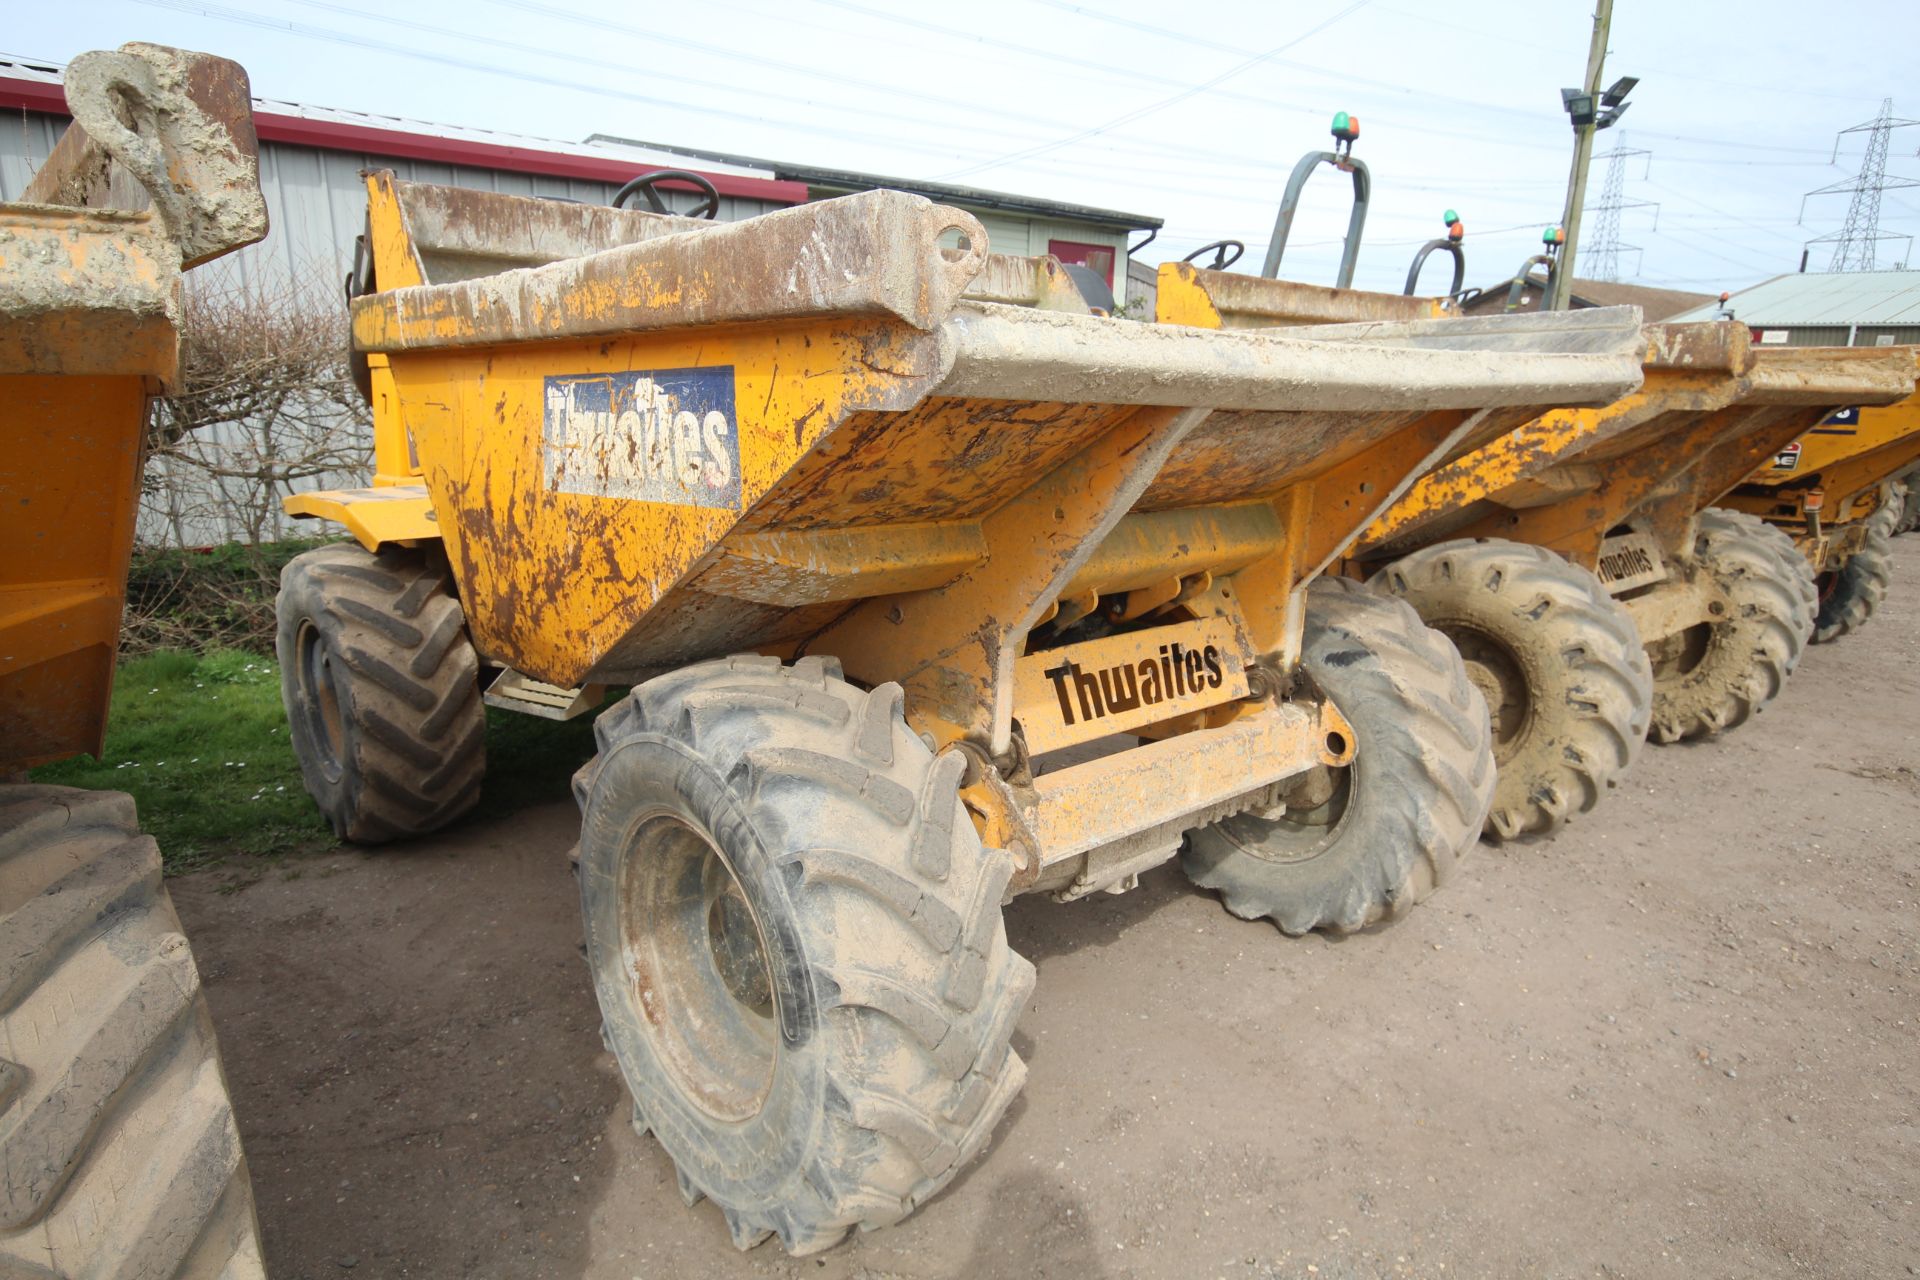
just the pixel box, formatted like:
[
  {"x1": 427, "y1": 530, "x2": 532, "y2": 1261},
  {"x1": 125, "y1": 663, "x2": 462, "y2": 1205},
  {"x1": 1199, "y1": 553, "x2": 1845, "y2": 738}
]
[
  {"x1": 1666, "y1": 270, "x2": 1920, "y2": 347},
  {"x1": 0, "y1": 53, "x2": 806, "y2": 300}
]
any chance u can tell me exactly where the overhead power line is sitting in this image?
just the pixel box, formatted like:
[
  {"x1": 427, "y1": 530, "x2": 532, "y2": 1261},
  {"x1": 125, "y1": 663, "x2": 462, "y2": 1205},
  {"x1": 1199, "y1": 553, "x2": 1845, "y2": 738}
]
[
  {"x1": 1584, "y1": 141, "x2": 1658, "y2": 281},
  {"x1": 934, "y1": 0, "x2": 1371, "y2": 181},
  {"x1": 1799, "y1": 99, "x2": 1920, "y2": 271}
]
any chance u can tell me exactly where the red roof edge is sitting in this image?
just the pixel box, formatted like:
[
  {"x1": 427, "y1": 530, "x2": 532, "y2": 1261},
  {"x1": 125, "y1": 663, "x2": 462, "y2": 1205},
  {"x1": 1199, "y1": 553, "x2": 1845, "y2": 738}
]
[{"x1": 0, "y1": 73, "x2": 808, "y2": 205}]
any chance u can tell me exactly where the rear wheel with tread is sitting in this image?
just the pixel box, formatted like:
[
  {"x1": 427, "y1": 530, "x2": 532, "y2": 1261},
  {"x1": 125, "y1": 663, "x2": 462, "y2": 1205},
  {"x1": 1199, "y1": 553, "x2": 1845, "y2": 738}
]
[
  {"x1": 276, "y1": 542, "x2": 486, "y2": 842},
  {"x1": 1182, "y1": 576, "x2": 1495, "y2": 935},
  {"x1": 574, "y1": 655, "x2": 1033, "y2": 1254},
  {"x1": 1370, "y1": 538, "x2": 1652, "y2": 841},
  {"x1": 1813, "y1": 483, "x2": 1901, "y2": 642},
  {"x1": 1895, "y1": 473, "x2": 1920, "y2": 535},
  {"x1": 1647, "y1": 508, "x2": 1814, "y2": 743},
  {"x1": 0, "y1": 784, "x2": 264, "y2": 1279}
]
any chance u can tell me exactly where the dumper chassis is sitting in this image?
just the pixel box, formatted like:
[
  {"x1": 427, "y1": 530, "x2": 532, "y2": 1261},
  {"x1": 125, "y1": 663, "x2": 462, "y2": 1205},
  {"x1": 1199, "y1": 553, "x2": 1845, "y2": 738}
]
[{"x1": 276, "y1": 173, "x2": 1645, "y2": 1249}]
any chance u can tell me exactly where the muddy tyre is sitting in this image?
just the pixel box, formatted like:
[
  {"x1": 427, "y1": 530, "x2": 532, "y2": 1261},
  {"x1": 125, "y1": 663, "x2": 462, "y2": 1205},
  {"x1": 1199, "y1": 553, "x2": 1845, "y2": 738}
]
[
  {"x1": 1896, "y1": 474, "x2": 1920, "y2": 535},
  {"x1": 1646, "y1": 508, "x2": 1815, "y2": 743},
  {"x1": 1370, "y1": 539, "x2": 1652, "y2": 841},
  {"x1": 276, "y1": 543, "x2": 485, "y2": 842},
  {"x1": 1182, "y1": 576, "x2": 1495, "y2": 935},
  {"x1": 575, "y1": 655, "x2": 1033, "y2": 1254},
  {"x1": 0, "y1": 785, "x2": 264, "y2": 1278},
  {"x1": 1813, "y1": 484, "x2": 1900, "y2": 643}
]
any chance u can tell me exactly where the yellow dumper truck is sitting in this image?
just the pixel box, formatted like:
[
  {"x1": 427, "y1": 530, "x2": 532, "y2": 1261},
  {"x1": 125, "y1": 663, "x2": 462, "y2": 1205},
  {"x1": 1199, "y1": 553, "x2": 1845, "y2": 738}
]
[
  {"x1": 1158, "y1": 263, "x2": 1914, "y2": 842},
  {"x1": 278, "y1": 171, "x2": 1644, "y2": 1250},
  {"x1": 1722, "y1": 350, "x2": 1920, "y2": 641},
  {"x1": 0, "y1": 44, "x2": 266, "y2": 1277}
]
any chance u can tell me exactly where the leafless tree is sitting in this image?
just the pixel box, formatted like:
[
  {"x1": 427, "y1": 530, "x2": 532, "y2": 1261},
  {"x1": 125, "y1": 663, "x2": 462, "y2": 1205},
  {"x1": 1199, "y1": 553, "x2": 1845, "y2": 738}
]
[{"x1": 127, "y1": 269, "x2": 373, "y2": 652}]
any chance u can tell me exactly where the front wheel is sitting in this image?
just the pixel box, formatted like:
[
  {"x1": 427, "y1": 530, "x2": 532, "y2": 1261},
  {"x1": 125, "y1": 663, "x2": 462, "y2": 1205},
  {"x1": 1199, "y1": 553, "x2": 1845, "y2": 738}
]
[
  {"x1": 1182, "y1": 576, "x2": 1495, "y2": 935},
  {"x1": 575, "y1": 655, "x2": 1033, "y2": 1254},
  {"x1": 1370, "y1": 539, "x2": 1652, "y2": 841},
  {"x1": 276, "y1": 543, "x2": 486, "y2": 842}
]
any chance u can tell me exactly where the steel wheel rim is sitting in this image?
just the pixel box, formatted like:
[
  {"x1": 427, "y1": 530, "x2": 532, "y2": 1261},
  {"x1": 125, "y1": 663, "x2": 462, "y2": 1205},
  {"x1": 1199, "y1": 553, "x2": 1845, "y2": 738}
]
[
  {"x1": 1225, "y1": 761, "x2": 1357, "y2": 865},
  {"x1": 295, "y1": 621, "x2": 347, "y2": 780},
  {"x1": 1648, "y1": 622, "x2": 1712, "y2": 682},
  {"x1": 618, "y1": 812, "x2": 779, "y2": 1123},
  {"x1": 1439, "y1": 623, "x2": 1533, "y2": 765}
]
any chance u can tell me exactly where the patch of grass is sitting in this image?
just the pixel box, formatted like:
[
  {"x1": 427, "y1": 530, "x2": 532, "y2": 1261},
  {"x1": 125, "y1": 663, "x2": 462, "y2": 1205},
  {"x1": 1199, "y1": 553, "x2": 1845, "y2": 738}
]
[
  {"x1": 30, "y1": 647, "x2": 613, "y2": 874},
  {"x1": 32, "y1": 649, "x2": 332, "y2": 871}
]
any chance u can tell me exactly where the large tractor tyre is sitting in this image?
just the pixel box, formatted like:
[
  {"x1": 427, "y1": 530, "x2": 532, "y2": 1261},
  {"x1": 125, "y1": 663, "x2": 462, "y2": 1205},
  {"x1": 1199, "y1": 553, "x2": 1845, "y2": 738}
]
[
  {"x1": 1182, "y1": 576, "x2": 1495, "y2": 935},
  {"x1": 1813, "y1": 484, "x2": 1901, "y2": 643},
  {"x1": 1896, "y1": 476, "x2": 1920, "y2": 535},
  {"x1": 0, "y1": 785, "x2": 264, "y2": 1278},
  {"x1": 574, "y1": 655, "x2": 1034, "y2": 1254},
  {"x1": 1647, "y1": 508, "x2": 1815, "y2": 744},
  {"x1": 1370, "y1": 539, "x2": 1653, "y2": 842},
  {"x1": 276, "y1": 542, "x2": 486, "y2": 843}
]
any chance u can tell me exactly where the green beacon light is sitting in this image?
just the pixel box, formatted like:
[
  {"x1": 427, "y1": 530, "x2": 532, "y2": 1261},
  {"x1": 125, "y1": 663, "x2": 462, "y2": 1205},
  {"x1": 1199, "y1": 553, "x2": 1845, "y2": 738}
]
[
  {"x1": 1330, "y1": 111, "x2": 1359, "y2": 159},
  {"x1": 1543, "y1": 225, "x2": 1564, "y2": 247},
  {"x1": 1444, "y1": 209, "x2": 1463, "y2": 241}
]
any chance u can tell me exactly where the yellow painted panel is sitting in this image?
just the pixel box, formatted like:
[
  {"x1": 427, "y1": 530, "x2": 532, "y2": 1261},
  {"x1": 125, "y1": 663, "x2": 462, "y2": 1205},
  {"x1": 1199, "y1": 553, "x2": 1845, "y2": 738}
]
[
  {"x1": 1153, "y1": 262, "x2": 1224, "y2": 328},
  {"x1": 283, "y1": 485, "x2": 441, "y2": 551},
  {"x1": 385, "y1": 316, "x2": 939, "y2": 684},
  {"x1": 1752, "y1": 389, "x2": 1920, "y2": 481}
]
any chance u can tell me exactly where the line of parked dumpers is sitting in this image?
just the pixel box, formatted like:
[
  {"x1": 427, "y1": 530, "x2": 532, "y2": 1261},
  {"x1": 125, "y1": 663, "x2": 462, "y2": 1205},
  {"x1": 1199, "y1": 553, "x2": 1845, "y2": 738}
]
[{"x1": 6, "y1": 52, "x2": 1917, "y2": 1269}]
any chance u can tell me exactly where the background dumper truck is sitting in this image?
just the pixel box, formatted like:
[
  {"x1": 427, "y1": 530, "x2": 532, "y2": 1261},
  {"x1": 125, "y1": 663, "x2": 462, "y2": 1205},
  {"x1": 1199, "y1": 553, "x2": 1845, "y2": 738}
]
[
  {"x1": 275, "y1": 172, "x2": 1644, "y2": 1251},
  {"x1": 0, "y1": 44, "x2": 267, "y2": 1278},
  {"x1": 1157, "y1": 261, "x2": 1914, "y2": 842},
  {"x1": 1723, "y1": 352, "x2": 1920, "y2": 642}
]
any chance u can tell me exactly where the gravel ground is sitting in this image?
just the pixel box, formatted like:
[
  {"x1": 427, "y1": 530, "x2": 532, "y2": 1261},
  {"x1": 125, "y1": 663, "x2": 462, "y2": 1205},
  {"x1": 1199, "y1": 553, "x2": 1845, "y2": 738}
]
[{"x1": 172, "y1": 537, "x2": 1920, "y2": 1279}]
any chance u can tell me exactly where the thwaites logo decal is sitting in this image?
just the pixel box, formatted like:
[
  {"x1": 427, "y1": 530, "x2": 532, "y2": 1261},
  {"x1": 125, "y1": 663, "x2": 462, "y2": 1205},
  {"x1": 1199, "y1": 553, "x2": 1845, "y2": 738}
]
[
  {"x1": 1773, "y1": 441, "x2": 1802, "y2": 471},
  {"x1": 1011, "y1": 616, "x2": 1251, "y2": 753},
  {"x1": 1594, "y1": 531, "x2": 1667, "y2": 593},
  {"x1": 543, "y1": 367, "x2": 740, "y2": 508}
]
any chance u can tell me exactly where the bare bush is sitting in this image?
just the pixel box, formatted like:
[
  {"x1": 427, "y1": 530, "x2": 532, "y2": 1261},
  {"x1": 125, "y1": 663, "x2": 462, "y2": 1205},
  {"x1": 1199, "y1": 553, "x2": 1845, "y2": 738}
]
[
  {"x1": 129, "y1": 271, "x2": 372, "y2": 653},
  {"x1": 143, "y1": 270, "x2": 371, "y2": 548}
]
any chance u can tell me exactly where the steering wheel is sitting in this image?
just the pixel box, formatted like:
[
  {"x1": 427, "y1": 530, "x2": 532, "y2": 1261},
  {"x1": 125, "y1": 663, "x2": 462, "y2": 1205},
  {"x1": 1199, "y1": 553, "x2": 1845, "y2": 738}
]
[
  {"x1": 612, "y1": 169, "x2": 721, "y2": 220},
  {"x1": 1182, "y1": 240, "x2": 1244, "y2": 270}
]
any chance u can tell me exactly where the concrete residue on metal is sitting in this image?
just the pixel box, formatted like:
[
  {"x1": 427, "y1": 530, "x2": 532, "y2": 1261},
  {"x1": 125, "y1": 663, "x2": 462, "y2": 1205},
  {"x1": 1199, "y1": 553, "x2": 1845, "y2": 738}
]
[
  {"x1": 931, "y1": 301, "x2": 1645, "y2": 411},
  {"x1": 1642, "y1": 322, "x2": 1751, "y2": 374},
  {"x1": 31, "y1": 43, "x2": 267, "y2": 269},
  {"x1": 393, "y1": 179, "x2": 705, "y2": 284},
  {"x1": 353, "y1": 189, "x2": 990, "y2": 351},
  {"x1": 1157, "y1": 262, "x2": 1440, "y2": 328},
  {"x1": 2, "y1": 43, "x2": 267, "y2": 375}
]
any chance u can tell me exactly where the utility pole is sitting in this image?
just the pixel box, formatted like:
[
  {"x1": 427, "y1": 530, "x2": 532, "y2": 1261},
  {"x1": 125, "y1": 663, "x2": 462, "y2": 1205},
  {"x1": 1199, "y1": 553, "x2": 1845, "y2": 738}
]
[{"x1": 1546, "y1": 0, "x2": 1613, "y2": 312}]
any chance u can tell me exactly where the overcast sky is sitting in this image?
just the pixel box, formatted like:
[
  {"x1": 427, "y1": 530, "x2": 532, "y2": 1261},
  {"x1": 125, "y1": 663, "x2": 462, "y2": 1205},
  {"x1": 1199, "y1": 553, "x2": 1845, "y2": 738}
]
[{"x1": 13, "y1": 1, "x2": 1919, "y2": 296}]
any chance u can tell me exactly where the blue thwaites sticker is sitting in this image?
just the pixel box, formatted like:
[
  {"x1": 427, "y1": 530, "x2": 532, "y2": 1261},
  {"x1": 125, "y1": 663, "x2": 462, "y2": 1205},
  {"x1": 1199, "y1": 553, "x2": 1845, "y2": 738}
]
[{"x1": 543, "y1": 366, "x2": 740, "y2": 508}]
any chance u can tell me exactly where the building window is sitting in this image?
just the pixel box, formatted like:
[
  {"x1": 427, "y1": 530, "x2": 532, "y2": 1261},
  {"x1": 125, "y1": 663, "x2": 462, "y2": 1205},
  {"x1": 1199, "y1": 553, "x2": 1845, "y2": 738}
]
[{"x1": 1047, "y1": 239, "x2": 1115, "y2": 286}]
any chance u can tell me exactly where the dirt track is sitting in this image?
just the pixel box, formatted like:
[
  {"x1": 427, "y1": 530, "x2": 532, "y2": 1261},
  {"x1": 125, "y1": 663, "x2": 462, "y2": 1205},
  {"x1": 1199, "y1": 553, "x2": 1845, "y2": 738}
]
[{"x1": 172, "y1": 539, "x2": 1920, "y2": 1279}]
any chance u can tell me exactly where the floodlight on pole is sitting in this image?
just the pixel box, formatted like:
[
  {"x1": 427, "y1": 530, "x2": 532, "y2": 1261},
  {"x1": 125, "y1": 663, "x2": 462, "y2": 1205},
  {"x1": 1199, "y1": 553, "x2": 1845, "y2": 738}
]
[{"x1": 1547, "y1": 0, "x2": 1623, "y2": 311}]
